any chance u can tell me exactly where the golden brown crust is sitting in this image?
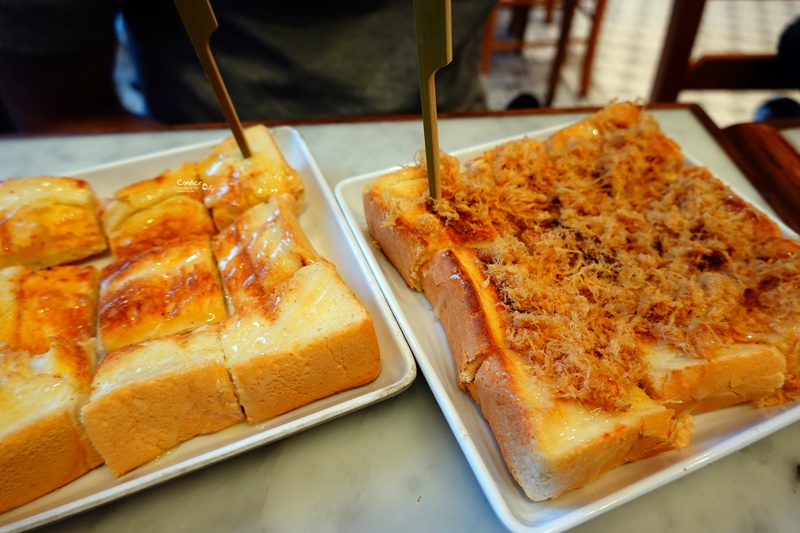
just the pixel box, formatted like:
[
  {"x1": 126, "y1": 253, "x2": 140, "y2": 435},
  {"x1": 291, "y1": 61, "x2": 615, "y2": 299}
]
[
  {"x1": 220, "y1": 260, "x2": 381, "y2": 423},
  {"x1": 0, "y1": 265, "x2": 98, "y2": 359},
  {"x1": 212, "y1": 194, "x2": 321, "y2": 309},
  {"x1": 98, "y1": 237, "x2": 227, "y2": 352},
  {"x1": 101, "y1": 164, "x2": 216, "y2": 258},
  {"x1": 420, "y1": 248, "x2": 506, "y2": 390},
  {"x1": 0, "y1": 177, "x2": 107, "y2": 269},
  {"x1": 198, "y1": 125, "x2": 304, "y2": 230},
  {"x1": 362, "y1": 167, "x2": 442, "y2": 291}
]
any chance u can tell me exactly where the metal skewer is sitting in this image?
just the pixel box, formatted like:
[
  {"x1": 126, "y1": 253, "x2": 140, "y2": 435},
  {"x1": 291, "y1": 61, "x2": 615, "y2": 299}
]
[
  {"x1": 173, "y1": 0, "x2": 252, "y2": 159},
  {"x1": 414, "y1": 0, "x2": 452, "y2": 202}
]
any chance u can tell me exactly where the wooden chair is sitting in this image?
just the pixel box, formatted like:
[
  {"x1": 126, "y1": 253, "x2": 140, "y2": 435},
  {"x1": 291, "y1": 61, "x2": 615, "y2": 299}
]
[
  {"x1": 480, "y1": 0, "x2": 608, "y2": 106},
  {"x1": 650, "y1": 0, "x2": 797, "y2": 102}
]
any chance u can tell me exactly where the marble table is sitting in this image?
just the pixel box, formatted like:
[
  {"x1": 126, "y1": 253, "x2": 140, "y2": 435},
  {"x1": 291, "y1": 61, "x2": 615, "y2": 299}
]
[{"x1": 1, "y1": 106, "x2": 799, "y2": 533}]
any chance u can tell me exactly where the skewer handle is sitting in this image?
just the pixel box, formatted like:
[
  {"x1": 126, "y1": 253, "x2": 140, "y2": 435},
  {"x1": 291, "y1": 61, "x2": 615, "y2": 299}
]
[
  {"x1": 174, "y1": 0, "x2": 252, "y2": 158},
  {"x1": 414, "y1": 0, "x2": 453, "y2": 201}
]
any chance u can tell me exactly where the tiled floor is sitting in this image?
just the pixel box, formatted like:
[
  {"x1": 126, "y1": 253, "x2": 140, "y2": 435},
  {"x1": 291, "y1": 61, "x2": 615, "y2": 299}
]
[{"x1": 483, "y1": 0, "x2": 800, "y2": 128}]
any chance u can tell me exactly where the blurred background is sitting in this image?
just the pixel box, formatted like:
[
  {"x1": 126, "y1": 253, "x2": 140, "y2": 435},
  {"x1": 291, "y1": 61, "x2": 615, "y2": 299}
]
[
  {"x1": 482, "y1": 0, "x2": 800, "y2": 127},
  {"x1": 3, "y1": 0, "x2": 799, "y2": 133}
]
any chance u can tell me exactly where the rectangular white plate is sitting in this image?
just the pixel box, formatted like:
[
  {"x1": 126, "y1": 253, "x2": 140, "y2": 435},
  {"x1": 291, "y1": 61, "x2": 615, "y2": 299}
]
[
  {"x1": 334, "y1": 125, "x2": 800, "y2": 533},
  {"x1": 0, "y1": 127, "x2": 416, "y2": 533}
]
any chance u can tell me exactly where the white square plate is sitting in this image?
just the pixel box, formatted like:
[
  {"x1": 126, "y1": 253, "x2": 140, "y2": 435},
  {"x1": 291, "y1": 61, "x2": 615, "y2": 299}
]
[
  {"x1": 0, "y1": 127, "x2": 416, "y2": 533},
  {"x1": 334, "y1": 125, "x2": 800, "y2": 533}
]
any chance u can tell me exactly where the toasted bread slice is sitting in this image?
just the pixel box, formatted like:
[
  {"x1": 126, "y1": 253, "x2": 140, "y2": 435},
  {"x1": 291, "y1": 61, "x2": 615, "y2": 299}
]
[
  {"x1": 0, "y1": 339, "x2": 102, "y2": 513},
  {"x1": 81, "y1": 325, "x2": 243, "y2": 476},
  {"x1": 212, "y1": 194, "x2": 320, "y2": 308},
  {"x1": 98, "y1": 236, "x2": 227, "y2": 352},
  {"x1": 362, "y1": 162, "x2": 497, "y2": 291},
  {"x1": 420, "y1": 248, "x2": 506, "y2": 389},
  {"x1": 0, "y1": 177, "x2": 107, "y2": 269},
  {"x1": 643, "y1": 343, "x2": 786, "y2": 414},
  {"x1": 0, "y1": 265, "x2": 97, "y2": 359},
  {"x1": 198, "y1": 125, "x2": 304, "y2": 230},
  {"x1": 472, "y1": 348, "x2": 690, "y2": 502},
  {"x1": 363, "y1": 167, "x2": 446, "y2": 291},
  {"x1": 100, "y1": 163, "x2": 216, "y2": 257},
  {"x1": 363, "y1": 102, "x2": 798, "y2": 500},
  {"x1": 220, "y1": 260, "x2": 381, "y2": 423}
]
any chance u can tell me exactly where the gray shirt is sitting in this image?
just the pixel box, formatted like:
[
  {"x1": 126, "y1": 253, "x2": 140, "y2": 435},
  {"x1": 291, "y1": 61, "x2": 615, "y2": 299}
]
[{"x1": 0, "y1": 0, "x2": 496, "y2": 123}]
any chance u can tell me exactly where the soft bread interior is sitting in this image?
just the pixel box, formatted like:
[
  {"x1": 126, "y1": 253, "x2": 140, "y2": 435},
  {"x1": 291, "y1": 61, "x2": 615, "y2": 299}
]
[{"x1": 644, "y1": 342, "x2": 786, "y2": 413}]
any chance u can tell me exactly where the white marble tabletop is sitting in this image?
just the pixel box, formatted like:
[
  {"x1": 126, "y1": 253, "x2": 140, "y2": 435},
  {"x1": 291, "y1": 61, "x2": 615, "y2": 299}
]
[{"x1": 1, "y1": 108, "x2": 799, "y2": 533}]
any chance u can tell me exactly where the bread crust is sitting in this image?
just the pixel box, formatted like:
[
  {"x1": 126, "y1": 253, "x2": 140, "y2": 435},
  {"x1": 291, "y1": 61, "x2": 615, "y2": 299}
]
[
  {"x1": 81, "y1": 327, "x2": 243, "y2": 476},
  {"x1": 420, "y1": 248, "x2": 506, "y2": 389},
  {"x1": 221, "y1": 261, "x2": 381, "y2": 423},
  {"x1": 362, "y1": 168, "x2": 441, "y2": 291}
]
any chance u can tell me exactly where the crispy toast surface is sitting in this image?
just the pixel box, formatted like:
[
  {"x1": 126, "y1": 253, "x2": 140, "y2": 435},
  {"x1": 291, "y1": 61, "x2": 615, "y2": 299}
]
[
  {"x1": 212, "y1": 194, "x2": 321, "y2": 308},
  {"x1": 0, "y1": 265, "x2": 98, "y2": 359},
  {"x1": 98, "y1": 236, "x2": 227, "y2": 352},
  {"x1": 198, "y1": 125, "x2": 304, "y2": 230},
  {"x1": 0, "y1": 177, "x2": 107, "y2": 269},
  {"x1": 220, "y1": 260, "x2": 381, "y2": 423},
  {"x1": 363, "y1": 102, "x2": 800, "y2": 500},
  {"x1": 101, "y1": 163, "x2": 215, "y2": 258}
]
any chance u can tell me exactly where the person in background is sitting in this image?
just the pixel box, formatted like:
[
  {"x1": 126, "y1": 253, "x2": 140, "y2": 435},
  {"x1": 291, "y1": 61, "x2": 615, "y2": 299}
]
[
  {"x1": 754, "y1": 16, "x2": 800, "y2": 121},
  {"x1": 0, "y1": 0, "x2": 497, "y2": 133}
]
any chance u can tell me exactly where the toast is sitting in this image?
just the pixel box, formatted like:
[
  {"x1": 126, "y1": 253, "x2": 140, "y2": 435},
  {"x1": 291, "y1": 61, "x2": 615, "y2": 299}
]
[
  {"x1": 473, "y1": 349, "x2": 692, "y2": 501},
  {"x1": 220, "y1": 260, "x2": 381, "y2": 423},
  {"x1": 81, "y1": 325, "x2": 243, "y2": 476},
  {"x1": 212, "y1": 194, "x2": 321, "y2": 308},
  {"x1": 198, "y1": 125, "x2": 305, "y2": 230},
  {"x1": 0, "y1": 339, "x2": 102, "y2": 513},
  {"x1": 100, "y1": 162, "x2": 216, "y2": 258},
  {"x1": 0, "y1": 177, "x2": 107, "y2": 269},
  {"x1": 0, "y1": 265, "x2": 97, "y2": 359},
  {"x1": 98, "y1": 236, "x2": 227, "y2": 352},
  {"x1": 363, "y1": 102, "x2": 800, "y2": 500}
]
